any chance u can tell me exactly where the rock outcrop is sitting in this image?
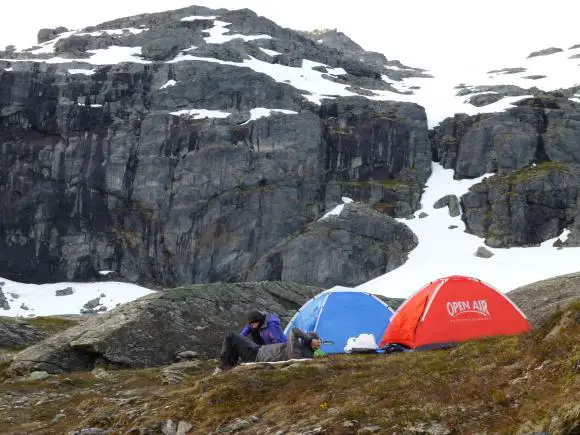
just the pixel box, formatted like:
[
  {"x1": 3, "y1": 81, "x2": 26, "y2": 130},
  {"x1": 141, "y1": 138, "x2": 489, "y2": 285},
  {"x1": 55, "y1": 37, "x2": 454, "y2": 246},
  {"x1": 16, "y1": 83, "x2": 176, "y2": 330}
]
[
  {"x1": 431, "y1": 96, "x2": 580, "y2": 178},
  {"x1": 321, "y1": 98, "x2": 431, "y2": 217},
  {"x1": 433, "y1": 194, "x2": 460, "y2": 217},
  {"x1": 432, "y1": 95, "x2": 580, "y2": 247},
  {"x1": 461, "y1": 162, "x2": 580, "y2": 247},
  {"x1": 247, "y1": 202, "x2": 418, "y2": 286},
  {"x1": 0, "y1": 6, "x2": 430, "y2": 288},
  {"x1": 8, "y1": 281, "x2": 319, "y2": 374},
  {"x1": 508, "y1": 272, "x2": 580, "y2": 326},
  {"x1": 0, "y1": 317, "x2": 47, "y2": 348},
  {"x1": 0, "y1": 288, "x2": 9, "y2": 311},
  {"x1": 527, "y1": 47, "x2": 564, "y2": 58}
]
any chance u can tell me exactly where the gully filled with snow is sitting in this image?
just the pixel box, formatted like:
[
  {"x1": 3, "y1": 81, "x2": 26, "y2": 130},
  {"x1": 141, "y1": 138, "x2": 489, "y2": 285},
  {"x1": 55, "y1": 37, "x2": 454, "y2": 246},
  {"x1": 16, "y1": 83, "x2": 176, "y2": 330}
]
[{"x1": 358, "y1": 163, "x2": 580, "y2": 298}]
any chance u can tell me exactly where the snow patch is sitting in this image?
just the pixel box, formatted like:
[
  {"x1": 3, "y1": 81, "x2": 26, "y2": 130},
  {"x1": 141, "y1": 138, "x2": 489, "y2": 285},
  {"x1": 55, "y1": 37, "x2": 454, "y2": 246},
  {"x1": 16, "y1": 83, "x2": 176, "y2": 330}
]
[
  {"x1": 381, "y1": 75, "x2": 411, "y2": 93},
  {"x1": 159, "y1": 79, "x2": 178, "y2": 90},
  {"x1": 559, "y1": 229, "x2": 571, "y2": 243},
  {"x1": 259, "y1": 48, "x2": 281, "y2": 57},
  {"x1": 242, "y1": 108, "x2": 298, "y2": 124},
  {"x1": 180, "y1": 15, "x2": 217, "y2": 22},
  {"x1": 358, "y1": 163, "x2": 580, "y2": 298},
  {"x1": 76, "y1": 46, "x2": 150, "y2": 65},
  {"x1": 326, "y1": 67, "x2": 347, "y2": 75},
  {"x1": 0, "y1": 277, "x2": 155, "y2": 316},
  {"x1": 2, "y1": 67, "x2": 13, "y2": 72},
  {"x1": 98, "y1": 270, "x2": 115, "y2": 276},
  {"x1": 51, "y1": 46, "x2": 150, "y2": 65},
  {"x1": 169, "y1": 109, "x2": 231, "y2": 119},
  {"x1": 2, "y1": 46, "x2": 151, "y2": 65},
  {"x1": 164, "y1": 54, "x2": 362, "y2": 104},
  {"x1": 29, "y1": 30, "x2": 78, "y2": 54},
  {"x1": 203, "y1": 20, "x2": 272, "y2": 44},
  {"x1": 28, "y1": 29, "x2": 145, "y2": 55},
  {"x1": 320, "y1": 204, "x2": 345, "y2": 220},
  {"x1": 319, "y1": 197, "x2": 353, "y2": 221},
  {"x1": 68, "y1": 68, "x2": 95, "y2": 75},
  {"x1": 385, "y1": 65, "x2": 415, "y2": 71},
  {"x1": 180, "y1": 45, "x2": 198, "y2": 53},
  {"x1": 90, "y1": 104, "x2": 102, "y2": 108}
]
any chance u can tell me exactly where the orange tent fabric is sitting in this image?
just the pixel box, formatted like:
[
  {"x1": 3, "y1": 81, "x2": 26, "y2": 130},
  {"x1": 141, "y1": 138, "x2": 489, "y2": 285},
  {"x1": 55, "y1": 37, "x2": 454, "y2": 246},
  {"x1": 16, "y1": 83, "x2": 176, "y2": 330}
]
[{"x1": 380, "y1": 275, "x2": 532, "y2": 349}]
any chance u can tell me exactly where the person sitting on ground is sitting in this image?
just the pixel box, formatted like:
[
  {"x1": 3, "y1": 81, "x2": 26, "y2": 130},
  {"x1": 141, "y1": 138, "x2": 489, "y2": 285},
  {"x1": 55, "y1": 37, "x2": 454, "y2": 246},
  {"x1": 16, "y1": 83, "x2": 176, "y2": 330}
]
[
  {"x1": 240, "y1": 310, "x2": 287, "y2": 345},
  {"x1": 217, "y1": 327, "x2": 322, "y2": 371}
]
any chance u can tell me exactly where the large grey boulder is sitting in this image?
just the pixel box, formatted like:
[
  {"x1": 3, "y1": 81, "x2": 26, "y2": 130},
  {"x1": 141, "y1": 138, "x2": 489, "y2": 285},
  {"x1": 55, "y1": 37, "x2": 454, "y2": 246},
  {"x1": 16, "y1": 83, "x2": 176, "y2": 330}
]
[
  {"x1": 433, "y1": 194, "x2": 461, "y2": 217},
  {"x1": 565, "y1": 202, "x2": 580, "y2": 247},
  {"x1": 0, "y1": 288, "x2": 9, "y2": 310},
  {"x1": 8, "y1": 281, "x2": 320, "y2": 375},
  {"x1": 141, "y1": 38, "x2": 183, "y2": 61},
  {"x1": 0, "y1": 317, "x2": 47, "y2": 348},
  {"x1": 247, "y1": 202, "x2": 418, "y2": 286},
  {"x1": 468, "y1": 93, "x2": 505, "y2": 107},
  {"x1": 527, "y1": 47, "x2": 563, "y2": 58},
  {"x1": 508, "y1": 272, "x2": 580, "y2": 325},
  {"x1": 475, "y1": 246, "x2": 494, "y2": 258},
  {"x1": 37, "y1": 27, "x2": 69, "y2": 44},
  {"x1": 53, "y1": 35, "x2": 92, "y2": 57}
]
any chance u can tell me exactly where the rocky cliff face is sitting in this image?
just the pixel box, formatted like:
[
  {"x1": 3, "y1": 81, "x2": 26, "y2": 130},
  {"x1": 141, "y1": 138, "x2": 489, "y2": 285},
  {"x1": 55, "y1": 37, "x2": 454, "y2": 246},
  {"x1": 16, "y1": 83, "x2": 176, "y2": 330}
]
[
  {"x1": 431, "y1": 95, "x2": 580, "y2": 247},
  {"x1": 0, "y1": 6, "x2": 430, "y2": 287}
]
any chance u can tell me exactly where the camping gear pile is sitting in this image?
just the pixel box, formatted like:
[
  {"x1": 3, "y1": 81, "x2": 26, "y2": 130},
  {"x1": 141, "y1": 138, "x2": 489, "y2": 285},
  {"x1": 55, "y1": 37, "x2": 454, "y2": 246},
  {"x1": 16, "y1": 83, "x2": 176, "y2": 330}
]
[{"x1": 285, "y1": 275, "x2": 532, "y2": 354}]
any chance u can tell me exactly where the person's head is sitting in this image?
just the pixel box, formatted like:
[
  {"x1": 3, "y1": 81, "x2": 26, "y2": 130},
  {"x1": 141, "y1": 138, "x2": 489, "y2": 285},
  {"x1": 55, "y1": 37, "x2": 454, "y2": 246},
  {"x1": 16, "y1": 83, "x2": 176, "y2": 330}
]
[
  {"x1": 307, "y1": 332, "x2": 321, "y2": 350},
  {"x1": 247, "y1": 310, "x2": 265, "y2": 330}
]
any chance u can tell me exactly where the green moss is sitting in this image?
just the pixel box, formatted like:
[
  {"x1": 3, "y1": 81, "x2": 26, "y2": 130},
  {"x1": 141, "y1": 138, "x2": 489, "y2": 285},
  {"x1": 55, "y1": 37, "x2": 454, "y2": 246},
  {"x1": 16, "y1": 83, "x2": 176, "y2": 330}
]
[
  {"x1": 379, "y1": 179, "x2": 410, "y2": 189},
  {"x1": 24, "y1": 316, "x2": 78, "y2": 334},
  {"x1": 3, "y1": 302, "x2": 580, "y2": 434},
  {"x1": 115, "y1": 228, "x2": 140, "y2": 248},
  {"x1": 510, "y1": 161, "x2": 569, "y2": 183},
  {"x1": 309, "y1": 28, "x2": 332, "y2": 36},
  {"x1": 337, "y1": 179, "x2": 411, "y2": 190},
  {"x1": 0, "y1": 359, "x2": 10, "y2": 381}
]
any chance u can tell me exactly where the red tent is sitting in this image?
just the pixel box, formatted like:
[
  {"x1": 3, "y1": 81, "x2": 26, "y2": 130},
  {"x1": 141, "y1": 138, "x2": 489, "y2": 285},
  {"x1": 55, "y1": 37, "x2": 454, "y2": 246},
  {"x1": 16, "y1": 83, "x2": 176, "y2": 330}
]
[{"x1": 380, "y1": 275, "x2": 532, "y2": 350}]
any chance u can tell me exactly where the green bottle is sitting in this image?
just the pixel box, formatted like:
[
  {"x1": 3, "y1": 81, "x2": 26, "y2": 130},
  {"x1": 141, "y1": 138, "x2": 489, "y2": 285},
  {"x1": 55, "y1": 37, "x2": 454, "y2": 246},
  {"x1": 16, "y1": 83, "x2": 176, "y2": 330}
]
[{"x1": 313, "y1": 349, "x2": 327, "y2": 358}]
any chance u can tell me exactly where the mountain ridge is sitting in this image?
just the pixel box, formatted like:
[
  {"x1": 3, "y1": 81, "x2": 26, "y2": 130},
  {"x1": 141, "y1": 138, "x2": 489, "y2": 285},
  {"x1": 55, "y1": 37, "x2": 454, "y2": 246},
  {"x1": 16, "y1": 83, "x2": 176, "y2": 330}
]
[{"x1": 0, "y1": 4, "x2": 579, "y2": 307}]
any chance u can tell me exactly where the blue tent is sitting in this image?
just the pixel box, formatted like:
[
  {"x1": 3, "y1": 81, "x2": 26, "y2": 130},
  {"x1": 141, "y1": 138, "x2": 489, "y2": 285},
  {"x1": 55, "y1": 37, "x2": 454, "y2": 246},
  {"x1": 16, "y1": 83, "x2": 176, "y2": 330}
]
[{"x1": 284, "y1": 287, "x2": 395, "y2": 354}]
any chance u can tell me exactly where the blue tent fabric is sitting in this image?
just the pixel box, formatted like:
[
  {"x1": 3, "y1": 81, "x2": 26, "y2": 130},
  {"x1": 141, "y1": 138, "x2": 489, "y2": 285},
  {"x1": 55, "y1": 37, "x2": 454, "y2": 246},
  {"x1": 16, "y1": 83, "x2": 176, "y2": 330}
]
[{"x1": 284, "y1": 289, "x2": 394, "y2": 354}]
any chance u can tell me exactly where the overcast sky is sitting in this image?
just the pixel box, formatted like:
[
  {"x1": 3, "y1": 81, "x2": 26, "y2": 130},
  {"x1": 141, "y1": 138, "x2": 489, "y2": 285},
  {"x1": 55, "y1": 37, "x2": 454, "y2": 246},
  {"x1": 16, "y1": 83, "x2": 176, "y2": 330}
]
[{"x1": 1, "y1": 0, "x2": 579, "y2": 73}]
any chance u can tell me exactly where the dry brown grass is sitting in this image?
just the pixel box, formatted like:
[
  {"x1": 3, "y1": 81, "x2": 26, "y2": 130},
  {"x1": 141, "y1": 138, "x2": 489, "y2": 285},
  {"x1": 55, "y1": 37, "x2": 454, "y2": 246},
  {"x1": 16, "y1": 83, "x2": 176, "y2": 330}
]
[{"x1": 1, "y1": 303, "x2": 580, "y2": 434}]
